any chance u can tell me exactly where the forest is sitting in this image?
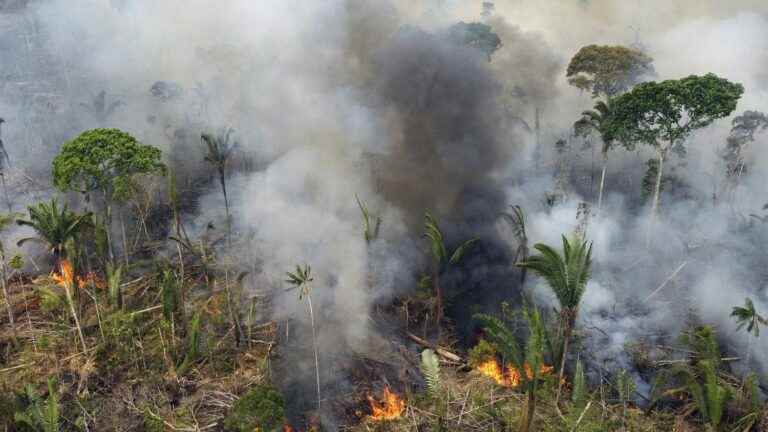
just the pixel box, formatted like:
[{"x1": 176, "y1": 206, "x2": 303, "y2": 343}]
[{"x1": 1, "y1": 0, "x2": 768, "y2": 431}]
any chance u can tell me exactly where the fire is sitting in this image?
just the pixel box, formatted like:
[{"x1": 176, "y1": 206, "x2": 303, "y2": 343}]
[
  {"x1": 51, "y1": 260, "x2": 75, "y2": 287},
  {"x1": 476, "y1": 358, "x2": 554, "y2": 388},
  {"x1": 367, "y1": 386, "x2": 405, "y2": 421},
  {"x1": 282, "y1": 425, "x2": 293, "y2": 432}
]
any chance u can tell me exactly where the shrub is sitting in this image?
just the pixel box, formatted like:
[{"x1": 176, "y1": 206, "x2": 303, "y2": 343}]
[{"x1": 223, "y1": 386, "x2": 285, "y2": 432}]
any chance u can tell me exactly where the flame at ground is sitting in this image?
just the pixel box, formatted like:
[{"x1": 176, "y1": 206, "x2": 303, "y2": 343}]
[
  {"x1": 51, "y1": 260, "x2": 75, "y2": 287},
  {"x1": 368, "y1": 386, "x2": 405, "y2": 421},
  {"x1": 476, "y1": 359, "x2": 554, "y2": 388},
  {"x1": 282, "y1": 425, "x2": 293, "y2": 432}
]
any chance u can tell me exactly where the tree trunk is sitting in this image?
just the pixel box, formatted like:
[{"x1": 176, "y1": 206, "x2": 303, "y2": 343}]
[
  {"x1": 104, "y1": 199, "x2": 115, "y2": 265},
  {"x1": 647, "y1": 149, "x2": 665, "y2": 248},
  {"x1": 119, "y1": 208, "x2": 129, "y2": 268},
  {"x1": 518, "y1": 388, "x2": 537, "y2": 432},
  {"x1": 555, "y1": 315, "x2": 574, "y2": 406},
  {"x1": 597, "y1": 153, "x2": 608, "y2": 215},
  {"x1": 434, "y1": 270, "x2": 442, "y2": 341},
  {"x1": 1, "y1": 173, "x2": 11, "y2": 213},
  {"x1": 307, "y1": 294, "x2": 321, "y2": 411},
  {"x1": 219, "y1": 170, "x2": 231, "y2": 246}
]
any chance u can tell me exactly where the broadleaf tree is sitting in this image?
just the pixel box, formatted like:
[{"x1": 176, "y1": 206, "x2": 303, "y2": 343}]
[
  {"x1": 52, "y1": 128, "x2": 165, "y2": 263},
  {"x1": 608, "y1": 74, "x2": 743, "y2": 243}
]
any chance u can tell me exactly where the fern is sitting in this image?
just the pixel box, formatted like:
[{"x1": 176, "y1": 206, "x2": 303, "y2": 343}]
[
  {"x1": 176, "y1": 311, "x2": 201, "y2": 376},
  {"x1": 160, "y1": 268, "x2": 178, "y2": 322},
  {"x1": 420, "y1": 349, "x2": 441, "y2": 398},
  {"x1": 571, "y1": 360, "x2": 587, "y2": 410},
  {"x1": 14, "y1": 378, "x2": 60, "y2": 432}
]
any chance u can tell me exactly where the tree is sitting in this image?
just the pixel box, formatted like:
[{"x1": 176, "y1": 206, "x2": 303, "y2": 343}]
[
  {"x1": 566, "y1": 45, "x2": 654, "y2": 98},
  {"x1": 285, "y1": 264, "x2": 321, "y2": 411},
  {"x1": 80, "y1": 90, "x2": 123, "y2": 125},
  {"x1": 721, "y1": 111, "x2": 768, "y2": 198},
  {"x1": 730, "y1": 297, "x2": 766, "y2": 365},
  {"x1": 475, "y1": 305, "x2": 548, "y2": 432},
  {"x1": 608, "y1": 74, "x2": 743, "y2": 242},
  {"x1": 52, "y1": 128, "x2": 165, "y2": 263},
  {"x1": 201, "y1": 128, "x2": 237, "y2": 236},
  {"x1": 574, "y1": 99, "x2": 625, "y2": 214},
  {"x1": 501, "y1": 205, "x2": 528, "y2": 286},
  {"x1": 16, "y1": 199, "x2": 91, "y2": 267},
  {"x1": 423, "y1": 212, "x2": 478, "y2": 334},
  {"x1": 518, "y1": 235, "x2": 593, "y2": 404},
  {"x1": 446, "y1": 21, "x2": 502, "y2": 61},
  {"x1": 0, "y1": 118, "x2": 12, "y2": 213}
]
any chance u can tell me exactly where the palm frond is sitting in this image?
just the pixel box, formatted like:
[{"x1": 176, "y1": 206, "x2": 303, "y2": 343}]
[{"x1": 420, "y1": 349, "x2": 441, "y2": 398}]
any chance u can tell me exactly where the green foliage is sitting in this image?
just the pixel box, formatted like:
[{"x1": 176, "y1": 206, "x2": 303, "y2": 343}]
[
  {"x1": 571, "y1": 359, "x2": 587, "y2": 410},
  {"x1": 37, "y1": 287, "x2": 64, "y2": 317},
  {"x1": 14, "y1": 378, "x2": 60, "y2": 432},
  {"x1": 423, "y1": 212, "x2": 478, "y2": 268},
  {"x1": 474, "y1": 306, "x2": 547, "y2": 390},
  {"x1": 177, "y1": 311, "x2": 202, "y2": 376},
  {"x1": 468, "y1": 339, "x2": 497, "y2": 369},
  {"x1": 106, "y1": 263, "x2": 123, "y2": 308},
  {"x1": 222, "y1": 385, "x2": 285, "y2": 432},
  {"x1": 566, "y1": 44, "x2": 654, "y2": 97},
  {"x1": 52, "y1": 128, "x2": 165, "y2": 201},
  {"x1": 16, "y1": 199, "x2": 92, "y2": 259},
  {"x1": 285, "y1": 264, "x2": 313, "y2": 300},
  {"x1": 615, "y1": 369, "x2": 636, "y2": 404},
  {"x1": 574, "y1": 99, "x2": 626, "y2": 155},
  {"x1": 609, "y1": 74, "x2": 744, "y2": 151},
  {"x1": 446, "y1": 21, "x2": 502, "y2": 60},
  {"x1": 722, "y1": 111, "x2": 768, "y2": 181},
  {"x1": 160, "y1": 268, "x2": 179, "y2": 321},
  {"x1": 518, "y1": 235, "x2": 593, "y2": 315},
  {"x1": 420, "y1": 349, "x2": 441, "y2": 398},
  {"x1": 731, "y1": 297, "x2": 766, "y2": 338},
  {"x1": 356, "y1": 194, "x2": 381, "y2": 243}
]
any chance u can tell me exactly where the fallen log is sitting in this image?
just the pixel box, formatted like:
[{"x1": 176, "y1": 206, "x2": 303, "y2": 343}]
[{"x1": 406, "y1": 332, "x2": 462, "y2": 363}]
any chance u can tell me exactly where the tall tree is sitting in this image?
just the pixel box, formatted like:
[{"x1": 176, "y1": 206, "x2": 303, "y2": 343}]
[
  {"x1": 80, "y1": 90, "x2": 123, "y2": 125},
  {"x1": 730, "y1": 297, "x2": 766, "y2": 365},
  {"x1": 574, "y1": 99, "x2": 624, "y2": 214},
  {"x1": 721, "y1": 110, "x2": 768, "y2": 200},
  {"x1": 423, "y1": 212, "x2": 477, "y2": 336},
  {"x1": 0, "y1": 118, "x2": 12, "y2": 213},
  {"x1": 446, "y1": 21, "x2": 502, "y2": 61},
  {"x1": 16, "y1": 199, "x2": 91, "y2": 268},
  {"x1": 501, "y1": 205, "x2": 528, "y2": 285},
  {"x1": 52, "y1": 128, "x2": 165, "y2": 263},
  {"x1": 518, "y1": 235, "x2": 593, "y2": 404},
  {"x1": 201, "y1": 128, "x2": 237, "y2": 236},
  {"x1": 566, "y1": 45, "x2": 654, "y2": 98},
  {"x1": 285, "y1": 264, "x2": 321, "y2": 411},
  {"x1": 608, "y1": 74, "x2": 743, "y2": 243}
]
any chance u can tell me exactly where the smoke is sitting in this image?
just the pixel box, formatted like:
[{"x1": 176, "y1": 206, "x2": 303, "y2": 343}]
[{"x1": 1, "y1": 0, "x2": 768, "y2": 425}]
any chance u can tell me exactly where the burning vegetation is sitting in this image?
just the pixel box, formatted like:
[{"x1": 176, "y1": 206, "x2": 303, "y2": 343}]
[{"x1": 367, "y1": 386, "x2": 406, "y2": 422}]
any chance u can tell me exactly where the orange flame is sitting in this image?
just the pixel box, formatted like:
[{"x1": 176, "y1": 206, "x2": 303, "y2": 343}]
[
  {"x1": 282, "y1": 425, "x2": 294, "y2": 432},
  {"x1": 476, "y1": 358, "x2": 553, "y2": 388},
  {"x1": 368, "y1": 386, "x2": 405, "y2": 421},
  {"x1": 51, "y1": 260, "x2": 75, "y2": 288}
]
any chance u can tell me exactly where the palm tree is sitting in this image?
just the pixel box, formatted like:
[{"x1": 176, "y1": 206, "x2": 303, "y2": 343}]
[
  {"x1": 16, "y1": 199, "x2": 91, "y2": 268},
  {"x1": 286, "y1": 264, "x2": 321, "y2": 411},
  {"x1": 574, "y1": 99, "x2": 619, "y2": 215},
  {"x1": 424, "y1": 212, "x2": 478, "y2": 333},
  {"x1": 201, "y1": 128, "x2": 237, "y2": 232},
  {"x1": 501, "y1": 205, "x2": 528, "y2": 286},
  {"x1": 475, "y1": 305, "x2": 548, "y2": 432},
  {"x1": 518, "y1": 235, "x2": 593, "y2": 404},
  {"x1": 730, "y1": 297, "x2": 766, "y2": 365}
]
